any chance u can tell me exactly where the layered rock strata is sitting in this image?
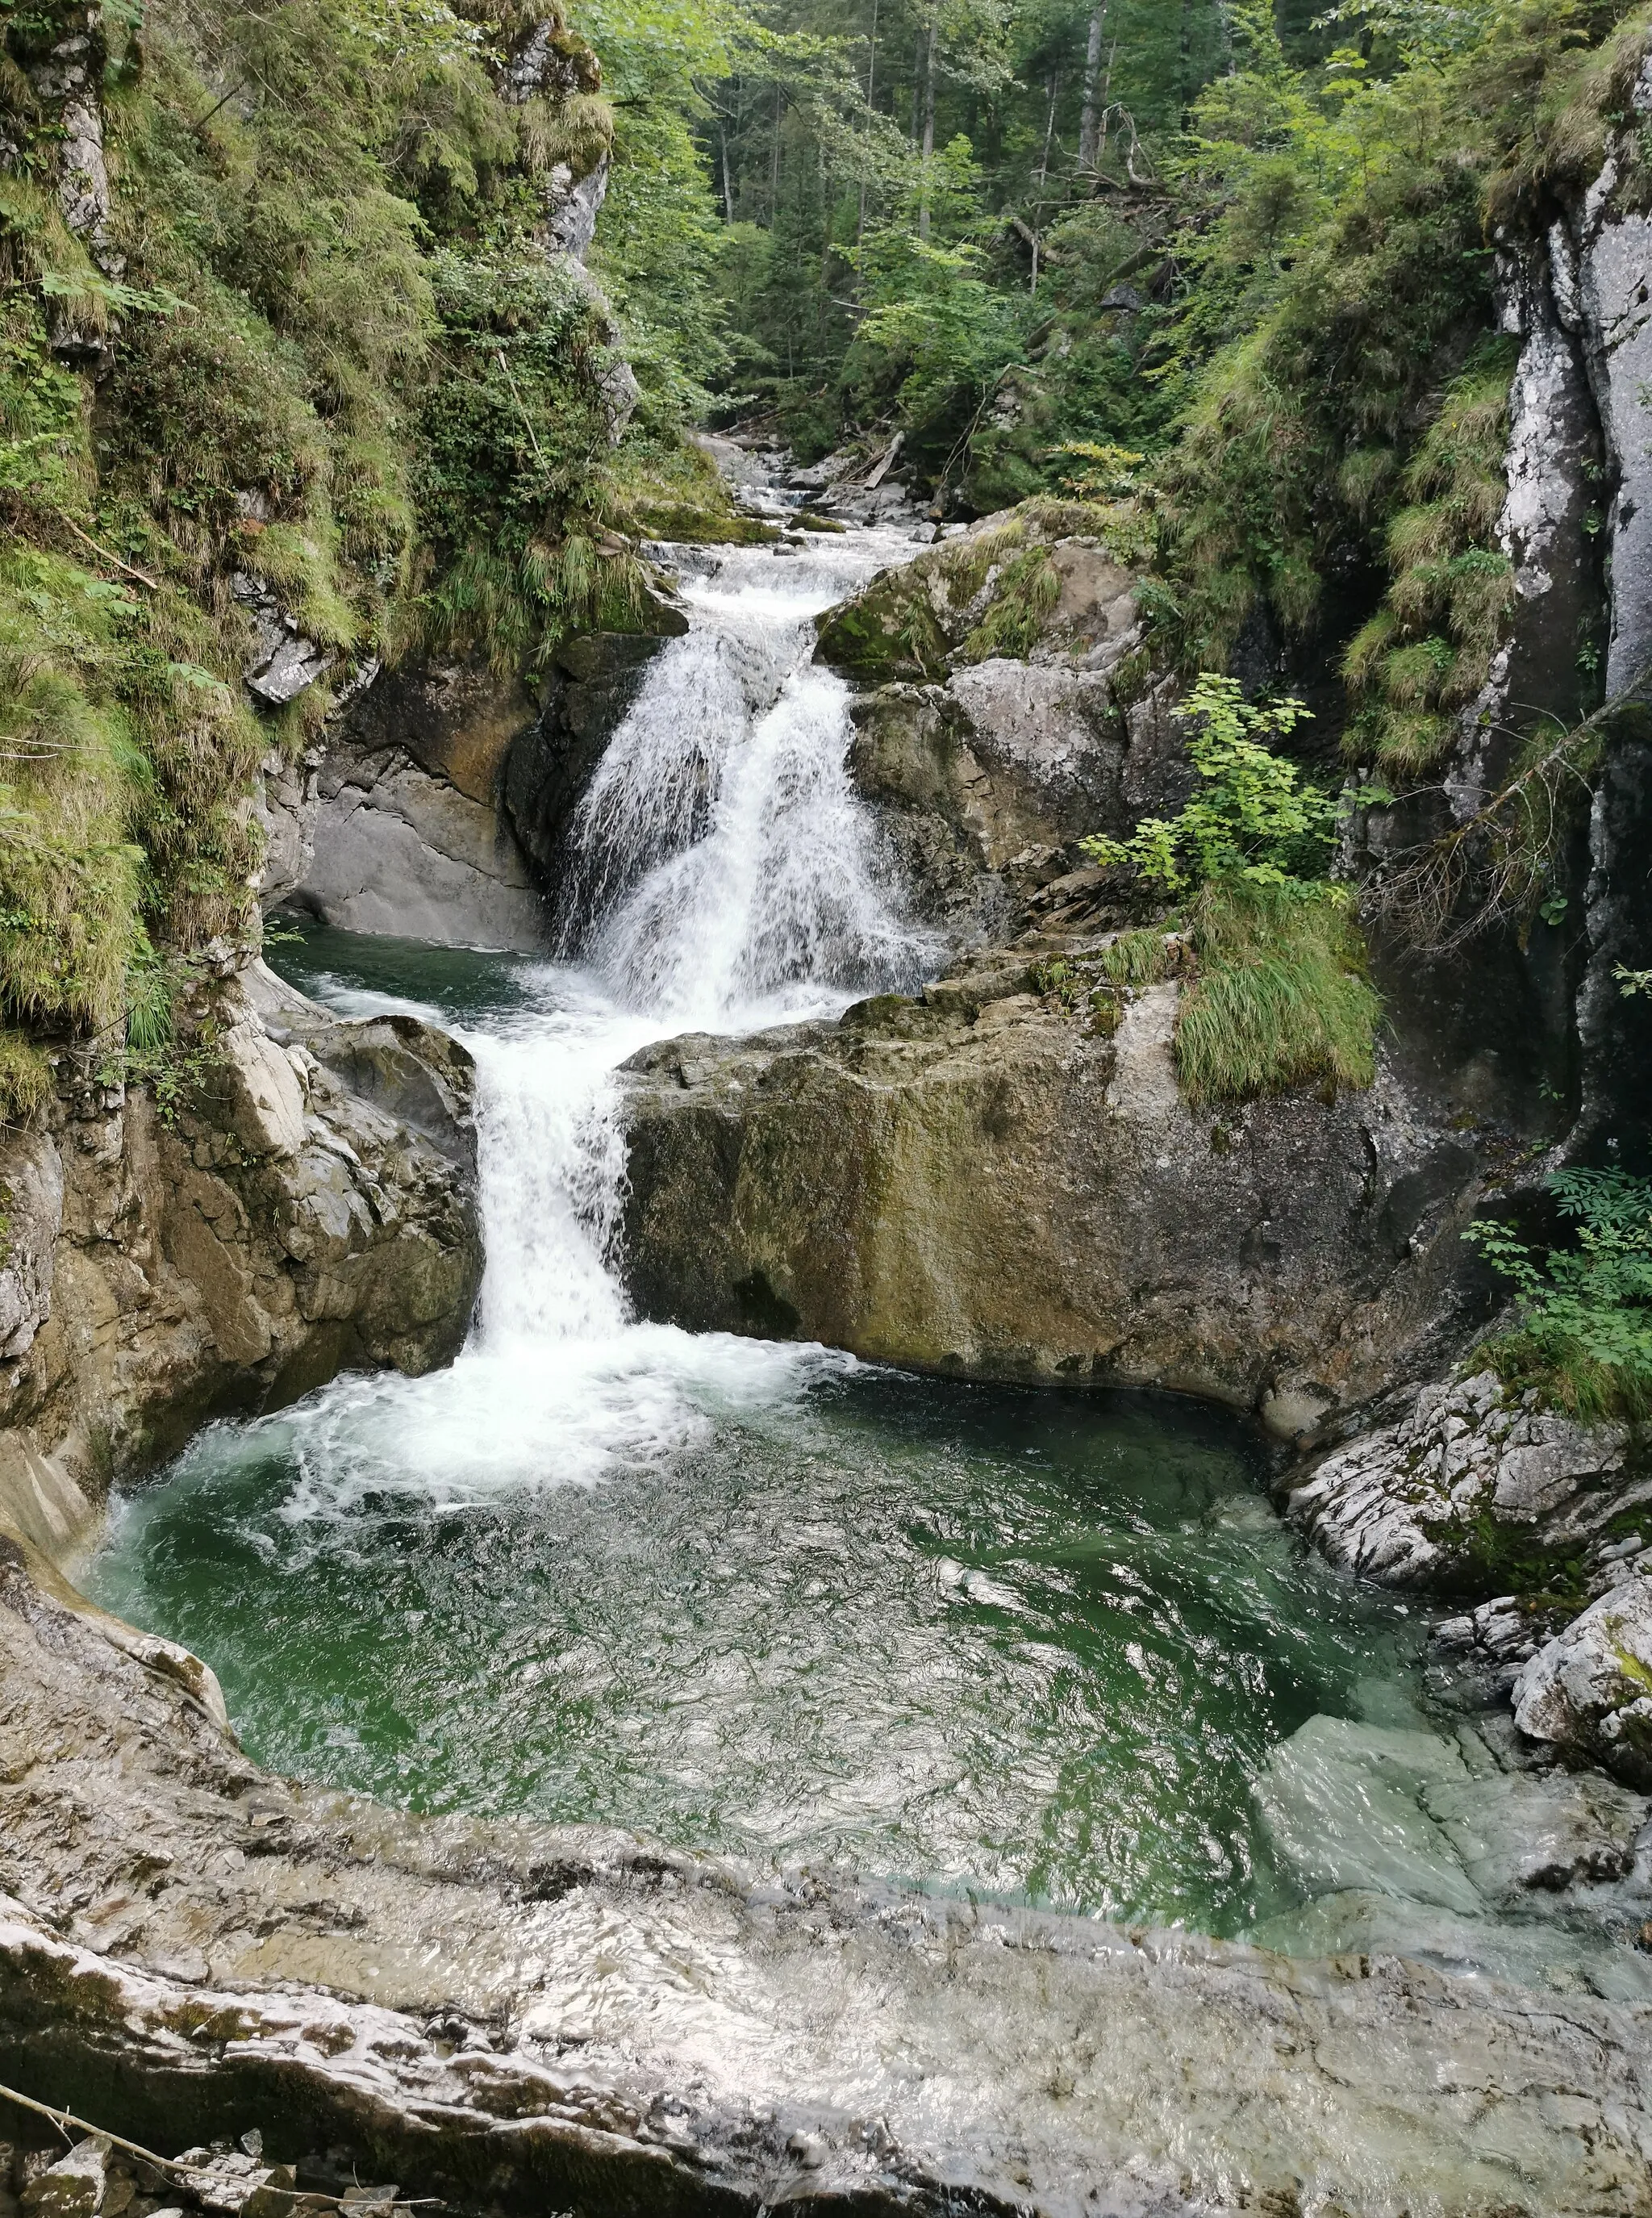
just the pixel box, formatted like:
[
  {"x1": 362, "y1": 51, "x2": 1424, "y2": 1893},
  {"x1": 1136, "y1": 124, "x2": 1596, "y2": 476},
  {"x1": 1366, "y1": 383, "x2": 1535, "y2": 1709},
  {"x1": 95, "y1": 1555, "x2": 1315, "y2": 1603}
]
[
  {"x1": 2, "y1": 1535, "x2": 1651, "y2": 2218},
  {"x1": 1285, "y1": 1368, "x2": 1647, "y2": 1590}
]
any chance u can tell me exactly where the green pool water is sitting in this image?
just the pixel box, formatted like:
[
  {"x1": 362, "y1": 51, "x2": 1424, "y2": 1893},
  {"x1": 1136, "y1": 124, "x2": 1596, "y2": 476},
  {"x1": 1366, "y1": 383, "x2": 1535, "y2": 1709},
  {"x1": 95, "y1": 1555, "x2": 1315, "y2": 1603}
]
[{"x1": 88, "y1": 1359, "x2": 1431, "y2": 1933}]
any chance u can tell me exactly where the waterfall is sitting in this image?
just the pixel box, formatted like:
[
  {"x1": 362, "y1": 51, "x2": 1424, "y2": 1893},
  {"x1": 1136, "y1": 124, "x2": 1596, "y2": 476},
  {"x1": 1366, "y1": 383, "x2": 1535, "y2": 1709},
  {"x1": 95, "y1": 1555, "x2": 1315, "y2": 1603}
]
[
  {"x1": 563, "y1": 539, "x2": 932, "y2": 1029},
  {"x1": 255, "y1": 518, "x2": 937, "y2": 1512}
]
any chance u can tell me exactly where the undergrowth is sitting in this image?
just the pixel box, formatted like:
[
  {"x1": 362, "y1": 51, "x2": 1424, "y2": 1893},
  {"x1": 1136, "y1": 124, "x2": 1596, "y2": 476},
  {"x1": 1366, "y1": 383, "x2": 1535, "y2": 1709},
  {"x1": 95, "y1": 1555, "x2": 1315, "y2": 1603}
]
[
  {"x1": 1088, "y1": 676, "x2": 1381, "y2": 1104},
  {"x1": 0, "y1": 0, "x2": 734, "y2": 1115},
  {"x1": 1468, "y1": 1168, "x2": 1652, "y2": 1420}
]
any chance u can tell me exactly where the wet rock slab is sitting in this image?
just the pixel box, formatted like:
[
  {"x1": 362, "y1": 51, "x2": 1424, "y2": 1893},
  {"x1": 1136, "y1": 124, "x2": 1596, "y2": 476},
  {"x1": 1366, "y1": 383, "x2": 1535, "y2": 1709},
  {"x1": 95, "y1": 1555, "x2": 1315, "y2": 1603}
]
[
  {"x1": 1284, "y1": 1368, "x2": 1650, "y2": 1589},
  {"x1": 4, "y1": 1537, "x2": 1652, "y2": 2214}
]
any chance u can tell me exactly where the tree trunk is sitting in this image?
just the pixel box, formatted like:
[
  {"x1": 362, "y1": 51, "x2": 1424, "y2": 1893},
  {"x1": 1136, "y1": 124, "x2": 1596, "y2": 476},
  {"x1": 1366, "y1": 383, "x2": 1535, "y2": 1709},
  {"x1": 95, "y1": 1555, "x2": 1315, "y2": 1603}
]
[
  {"x1": 858, "y1": 0, "x2": 878, "y2": 241},
  {"x1": 1078, "y1": 4, "x2": 1107, "y2": 171},
  {"x1": 1037, "y1": 71, "x2": 1058, "y2": 192},
  {"x1": 918, "y1": 20, "x2": 936, "y2": 240},
  {"x1": 770, "y1": 82, "x2": 782, "y2": 224}
]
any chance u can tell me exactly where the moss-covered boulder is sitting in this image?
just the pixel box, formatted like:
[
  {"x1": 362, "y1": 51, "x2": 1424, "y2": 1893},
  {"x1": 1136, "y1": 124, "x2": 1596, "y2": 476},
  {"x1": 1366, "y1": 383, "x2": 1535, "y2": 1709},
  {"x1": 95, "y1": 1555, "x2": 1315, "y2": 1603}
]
[
  {"x1": 813, "y1": 562, "x2": 952, "y2": 682},
  {"x1": 814, "y1": 500, "x2": 1142, "y2": 683},
  {"x1": 616, "y1": 973, "x2": 1483, "y2": 1431}
]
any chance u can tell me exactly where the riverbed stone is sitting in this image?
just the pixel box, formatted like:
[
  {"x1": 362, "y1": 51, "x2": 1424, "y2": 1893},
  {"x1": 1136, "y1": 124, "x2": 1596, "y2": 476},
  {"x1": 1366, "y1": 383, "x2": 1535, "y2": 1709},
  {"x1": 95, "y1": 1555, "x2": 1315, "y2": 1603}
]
[
  {"x1": 4, "y1": 1543, "x2": 1652, "y2": 2216},
  {"x1": 19, "y1": 2139, "x2": 107, "y2": 2218}
]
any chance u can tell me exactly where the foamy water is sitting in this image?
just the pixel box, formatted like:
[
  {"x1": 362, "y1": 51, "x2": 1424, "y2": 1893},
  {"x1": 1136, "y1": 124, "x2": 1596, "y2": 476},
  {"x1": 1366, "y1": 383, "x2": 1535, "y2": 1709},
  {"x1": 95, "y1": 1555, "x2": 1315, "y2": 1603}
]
[{"x1": 197, "y1": 519, "x2": 937, "y2": 1515}]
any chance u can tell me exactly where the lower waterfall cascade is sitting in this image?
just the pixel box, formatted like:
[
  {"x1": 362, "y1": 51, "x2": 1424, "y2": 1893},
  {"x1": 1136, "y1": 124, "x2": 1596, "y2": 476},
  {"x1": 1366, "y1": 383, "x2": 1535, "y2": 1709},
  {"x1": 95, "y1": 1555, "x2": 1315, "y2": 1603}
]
[{"x1": 83, "y1": 519, "x2": 1652, "y2": 1999}]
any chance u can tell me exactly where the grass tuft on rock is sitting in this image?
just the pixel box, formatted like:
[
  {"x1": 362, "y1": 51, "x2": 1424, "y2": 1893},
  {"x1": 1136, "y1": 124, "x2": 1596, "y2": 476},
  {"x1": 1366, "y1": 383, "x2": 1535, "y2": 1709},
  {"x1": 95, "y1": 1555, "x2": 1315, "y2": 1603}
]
[{"x1": 1174, "y1": 880, "x2": 1382, "y2": 1106}]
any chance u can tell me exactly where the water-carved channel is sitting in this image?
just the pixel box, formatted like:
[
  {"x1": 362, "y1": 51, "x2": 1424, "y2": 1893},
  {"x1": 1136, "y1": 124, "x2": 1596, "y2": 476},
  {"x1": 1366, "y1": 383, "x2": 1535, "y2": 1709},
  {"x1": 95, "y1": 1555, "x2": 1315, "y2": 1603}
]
[{"x1": 85, "y1": 522, "x2": 1651, "y2": 1998}]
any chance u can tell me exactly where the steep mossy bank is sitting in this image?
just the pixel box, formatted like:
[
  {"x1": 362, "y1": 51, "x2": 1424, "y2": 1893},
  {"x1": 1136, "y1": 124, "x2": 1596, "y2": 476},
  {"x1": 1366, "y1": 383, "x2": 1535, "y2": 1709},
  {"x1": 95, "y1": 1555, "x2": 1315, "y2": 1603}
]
[{"x1": 0, "y1": 0, "x2": 735, "y2": 1116}]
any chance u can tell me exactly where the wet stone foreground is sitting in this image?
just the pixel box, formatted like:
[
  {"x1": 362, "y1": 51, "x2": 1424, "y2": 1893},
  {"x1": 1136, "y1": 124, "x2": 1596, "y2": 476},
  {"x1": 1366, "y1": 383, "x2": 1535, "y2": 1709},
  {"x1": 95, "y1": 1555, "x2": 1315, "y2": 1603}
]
[{"x1": 2, "y1": 1537, "x2": 1650, "y2": 2218}]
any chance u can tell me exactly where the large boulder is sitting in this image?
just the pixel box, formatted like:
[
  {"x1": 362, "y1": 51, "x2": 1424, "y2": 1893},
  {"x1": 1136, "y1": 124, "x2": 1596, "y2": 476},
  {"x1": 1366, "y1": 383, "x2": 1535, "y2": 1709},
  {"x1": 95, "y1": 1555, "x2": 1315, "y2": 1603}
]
[
  {"x1": 616, "y1": 971, "x2": 1483, "y2": 1428},
  {"x1": 817, "y1": 508, "x2": 1187, "y2": 950},
  {"x1": 1515, "y1": 1579, "x2": 1652, "y2": 1786},
  {"x1": 0, "y1": 967, "x2": 482, "y2": 1509},
  {"x1": 814, "y1": 507, "x2": 1143, "y2": 682}
]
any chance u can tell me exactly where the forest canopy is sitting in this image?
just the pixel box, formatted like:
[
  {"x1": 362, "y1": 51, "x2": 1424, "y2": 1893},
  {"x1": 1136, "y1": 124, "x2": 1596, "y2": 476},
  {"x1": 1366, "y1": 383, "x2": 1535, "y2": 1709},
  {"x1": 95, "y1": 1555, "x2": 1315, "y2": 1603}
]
[{"x1": 578, "y1": 0, "x2": 1650, "y2": 524}]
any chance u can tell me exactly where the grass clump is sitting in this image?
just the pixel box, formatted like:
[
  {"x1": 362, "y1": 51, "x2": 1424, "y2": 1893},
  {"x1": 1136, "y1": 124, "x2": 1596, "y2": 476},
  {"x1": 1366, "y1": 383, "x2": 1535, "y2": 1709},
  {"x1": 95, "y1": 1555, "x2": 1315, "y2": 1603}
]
[
  {"x1": 1084, "y1": 674, "x2": 1381, "y2": 1105},
  {"x1": 1467, "y1": 1168, "x2": 1652, "y2": 1421},
  {"x1": 0, "y1": 1029, "x2": 50, "y2": 1126},
  {"x1": 1341, "y1": 343, "x2": 1523, "y2": 773},
  {"x1": 960, "y1": 546, "x2": 1060, "y2": 662},
  {"x1": 1175, "y1": 880, "x2": 1381, "y2": 1105}
]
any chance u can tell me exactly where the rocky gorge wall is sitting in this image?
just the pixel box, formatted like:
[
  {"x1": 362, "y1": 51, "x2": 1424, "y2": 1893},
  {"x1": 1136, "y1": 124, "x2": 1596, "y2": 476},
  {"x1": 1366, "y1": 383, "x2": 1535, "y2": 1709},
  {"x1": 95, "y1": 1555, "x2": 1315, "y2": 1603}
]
[{"x1": 0, "y1": 960, "x2": 482, "y2": 1560}]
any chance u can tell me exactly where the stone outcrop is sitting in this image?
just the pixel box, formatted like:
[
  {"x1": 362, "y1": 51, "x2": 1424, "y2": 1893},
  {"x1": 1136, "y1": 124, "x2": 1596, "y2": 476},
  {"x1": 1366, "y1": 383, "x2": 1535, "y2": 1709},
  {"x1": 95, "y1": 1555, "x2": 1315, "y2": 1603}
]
[
  {"x1": 817, "y1": 513, "x2": 1186, "y2": 945},
  {"x1": 847, "y1": 661, "x2": 1182, "y2": 943},
  {"x1": 2, "y1": 1535, "x2": 1651, "y2": 2217},
  {"x1": 1515, "y1": 1578, "x2": 1652, "y2": 1787},
  {"x1": 0, "y1": 962, "x2": 482, "y2": 1542},
  {"x1": 231, "y1": 570, "x2": 332, "y2": 708},
  {"x1": 1284, "y1": 1368, "x2": 1649, "y2": 1589},
  {"x1": 617, "y1": 963, "x2": 1482, "y2": 1433},
  {"x1": 294, "y1": 751, "x2": 545, "y2": 950},
  {"x1": 261, "y1": 656, "x2": 548, "y2": 949}
]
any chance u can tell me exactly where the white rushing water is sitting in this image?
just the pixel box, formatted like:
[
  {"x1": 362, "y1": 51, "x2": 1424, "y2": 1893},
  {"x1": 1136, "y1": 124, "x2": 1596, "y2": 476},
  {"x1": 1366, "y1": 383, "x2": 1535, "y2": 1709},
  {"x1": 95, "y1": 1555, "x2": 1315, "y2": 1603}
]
[{"x1": 246, "y1": 519, "x2": 939, "y2": 1515}]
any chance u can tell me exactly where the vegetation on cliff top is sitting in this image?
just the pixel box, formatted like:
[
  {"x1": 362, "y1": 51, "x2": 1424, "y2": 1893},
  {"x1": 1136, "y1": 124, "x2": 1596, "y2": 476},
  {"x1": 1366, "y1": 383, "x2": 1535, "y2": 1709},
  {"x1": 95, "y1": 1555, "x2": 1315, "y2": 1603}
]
[{"x1": 0, "y1": 0, "x2": 731, "y2": 1114}]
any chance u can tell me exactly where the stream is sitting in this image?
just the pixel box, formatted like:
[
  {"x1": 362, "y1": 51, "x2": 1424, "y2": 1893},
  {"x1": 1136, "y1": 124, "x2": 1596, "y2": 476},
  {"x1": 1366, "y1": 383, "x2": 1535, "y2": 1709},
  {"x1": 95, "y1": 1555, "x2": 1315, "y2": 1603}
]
[{"x1": 86, "y1": 516, "x2": 1652, "y2": 1998}]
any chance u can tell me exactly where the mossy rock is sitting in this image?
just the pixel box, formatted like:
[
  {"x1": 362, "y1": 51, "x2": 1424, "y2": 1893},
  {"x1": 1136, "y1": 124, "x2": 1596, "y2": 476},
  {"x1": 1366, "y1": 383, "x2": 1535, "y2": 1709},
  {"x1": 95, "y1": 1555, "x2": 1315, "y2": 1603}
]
[
  {"x1": 635, "y1": 505, "x2": 780, "y2": 546},
  {"x1": 813, "y1": 569, "x2": 949, "y2": 683}
]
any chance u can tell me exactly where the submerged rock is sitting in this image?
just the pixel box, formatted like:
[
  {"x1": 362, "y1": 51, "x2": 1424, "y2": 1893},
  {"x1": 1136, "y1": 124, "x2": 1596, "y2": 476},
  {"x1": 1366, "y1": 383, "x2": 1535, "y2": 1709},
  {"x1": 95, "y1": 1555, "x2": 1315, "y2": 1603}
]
[
  {"x1": 1249, "y1": 1708, "x2": 1652, "y2": 2003},
  {"x1": 3, "y1": 1539, "x2": 1652, "y2": 2216}
]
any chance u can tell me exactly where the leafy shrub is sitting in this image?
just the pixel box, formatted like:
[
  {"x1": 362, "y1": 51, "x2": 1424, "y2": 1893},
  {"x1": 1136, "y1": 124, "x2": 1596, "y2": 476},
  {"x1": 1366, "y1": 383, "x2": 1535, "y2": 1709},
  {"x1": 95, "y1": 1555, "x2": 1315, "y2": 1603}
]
[
  {"x1": 1082, "y1": 674, "x2": 1338, "y2": 891},
  {"x1": 1467, "y1": 1168, "x2": 1652, "y2": 1419}
]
